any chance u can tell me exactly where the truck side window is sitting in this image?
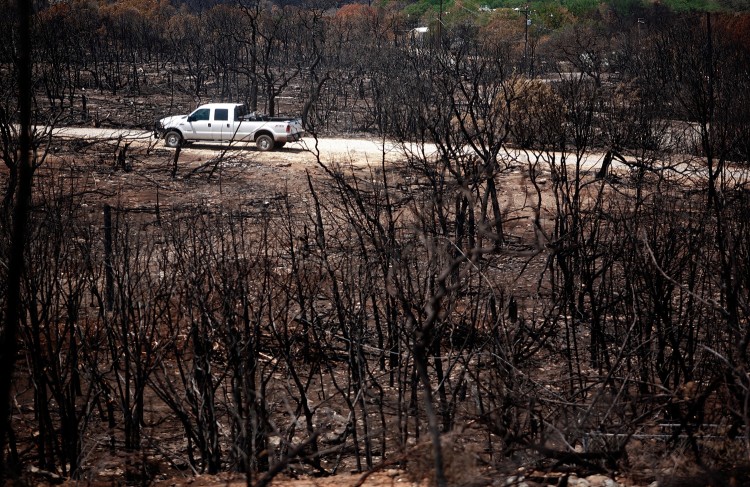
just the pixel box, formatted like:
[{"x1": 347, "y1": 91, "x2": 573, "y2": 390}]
[
  {"x1": 215, "y1": 109, "x2": 229, "y2": 121},
  {"x1": 191, "y1": 108, "x2": 210, "y2": 121}
]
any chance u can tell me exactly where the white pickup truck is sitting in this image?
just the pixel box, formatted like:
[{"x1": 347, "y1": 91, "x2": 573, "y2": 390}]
[{"x1": 153, "y1": 103, "x2": 304, "y2": 151}]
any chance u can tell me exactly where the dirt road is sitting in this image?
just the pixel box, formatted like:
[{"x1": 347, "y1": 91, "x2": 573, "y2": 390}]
[
  {"x1": 51, "y1": 126, "x2": 628, "y2": 174},
  {"x1": 51, "y1": 127, "x2": 430, "y2": 167}
]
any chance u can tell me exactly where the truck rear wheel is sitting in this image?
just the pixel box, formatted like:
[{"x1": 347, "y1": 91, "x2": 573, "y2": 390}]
[
  {"x1": 164, "y1": 131, "x2": 182, "y2": 148},
  {"x1": 255, "y1": 134, "x2": 275, "y2": 151}
]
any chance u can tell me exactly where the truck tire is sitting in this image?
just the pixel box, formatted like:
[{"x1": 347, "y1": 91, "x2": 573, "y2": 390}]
[
  {"x1": 255, "y1": 134, "x2": 275, "y2": 151},
  {"x1": 164, "y1": 131, "x2": 182, "y2": 148}
]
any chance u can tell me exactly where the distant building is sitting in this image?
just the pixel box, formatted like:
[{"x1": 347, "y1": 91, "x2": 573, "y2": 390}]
[{"x1": 410, "y1": 26, "x2": 429, "y2": 45}]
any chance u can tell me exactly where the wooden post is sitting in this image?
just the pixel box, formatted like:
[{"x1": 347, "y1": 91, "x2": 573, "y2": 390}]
[
  {"x1": 104, "y1": 204, "x2": 114, "y2": 312},
  {"x1": 172, "y1": 145, "x2": 181, "y2": 179}
]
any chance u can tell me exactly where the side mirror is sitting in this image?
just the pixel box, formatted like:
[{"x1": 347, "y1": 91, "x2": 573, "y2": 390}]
[{"x1": 187, "y1": 115, "x2": 196, "y2": 122}]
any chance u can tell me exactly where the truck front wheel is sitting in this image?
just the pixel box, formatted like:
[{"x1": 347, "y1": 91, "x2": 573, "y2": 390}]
[
  {"x1": 164, "y1": 131, "x2": 182, "y2": 148},
  {"x1": 256, "y1": 134, "x2": 275, "y2": 151}
]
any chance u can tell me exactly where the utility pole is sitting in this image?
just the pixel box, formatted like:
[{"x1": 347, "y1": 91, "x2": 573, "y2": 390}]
[
  {"x1": 637, "y1": 18, "x2": 645, "y2": 51},
  {"x1": 517, "y1": 5, "x2": 531, "y2": 75},
  {"x1": 438, "y1": 0, "x2": 443, "y2": 49},
  {"x1": 524, "y1": 5, "x2": 529, "y2": 64}
]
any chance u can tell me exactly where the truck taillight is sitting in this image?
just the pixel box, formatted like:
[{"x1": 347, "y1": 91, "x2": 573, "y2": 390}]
[{"x1": 286, "y1": 125, "x2": 291, "y2": 133}]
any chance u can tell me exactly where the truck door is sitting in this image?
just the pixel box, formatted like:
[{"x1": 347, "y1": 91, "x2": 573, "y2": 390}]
[
  {"x1": 185, "y1": 107, "x2": 212, "y2": 140},
  {"x1": 212, "y1": 108, "x2": 234, "y2": 141},
  {"x1": 226, "y1": 105, "x2": 253, "y2": 143}
]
